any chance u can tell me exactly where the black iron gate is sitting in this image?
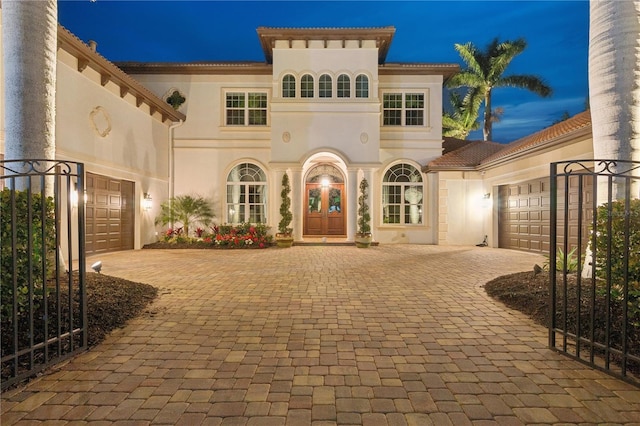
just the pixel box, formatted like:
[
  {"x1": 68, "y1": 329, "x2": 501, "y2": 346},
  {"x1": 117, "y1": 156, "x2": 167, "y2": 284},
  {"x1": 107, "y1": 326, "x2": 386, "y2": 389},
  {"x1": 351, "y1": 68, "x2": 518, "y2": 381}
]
[
  {"x1": 550, "y1": 159, "x2": 640, "y2": 386},
  {"x1": 1, "y1": 159, "x2": 87, "y2": 390}
]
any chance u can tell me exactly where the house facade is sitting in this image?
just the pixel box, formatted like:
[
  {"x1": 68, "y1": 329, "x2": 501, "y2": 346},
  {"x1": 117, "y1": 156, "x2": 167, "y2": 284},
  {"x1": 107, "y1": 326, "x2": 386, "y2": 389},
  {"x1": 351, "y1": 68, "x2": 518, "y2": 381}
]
[
  {"x1": 118, "y1": 27, "x2": 459, "y2": 245},
  {"x1": 1, "y1": 18, "x2": 596, "y2": 255}
]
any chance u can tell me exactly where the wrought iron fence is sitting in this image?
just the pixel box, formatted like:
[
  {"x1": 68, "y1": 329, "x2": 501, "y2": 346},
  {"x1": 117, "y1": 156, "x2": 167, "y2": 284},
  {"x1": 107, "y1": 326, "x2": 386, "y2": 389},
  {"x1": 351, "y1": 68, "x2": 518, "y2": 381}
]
[
  {"x1": 1, "y1": 159, "x2": 87, "y2": 390},
  {"x1": 550, "y1": 159, "x2": 640, "y2": 386}
]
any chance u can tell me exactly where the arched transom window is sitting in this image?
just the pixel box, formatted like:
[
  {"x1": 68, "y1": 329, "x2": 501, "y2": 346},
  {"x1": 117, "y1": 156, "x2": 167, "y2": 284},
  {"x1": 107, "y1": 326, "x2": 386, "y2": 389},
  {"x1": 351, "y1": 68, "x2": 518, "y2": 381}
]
[
  {"x1": 226, "y1": 163, "x2": 267, "y2": 224},
  {"x1": 382, "y1": 163, "x2": 423, "y2": 225}
]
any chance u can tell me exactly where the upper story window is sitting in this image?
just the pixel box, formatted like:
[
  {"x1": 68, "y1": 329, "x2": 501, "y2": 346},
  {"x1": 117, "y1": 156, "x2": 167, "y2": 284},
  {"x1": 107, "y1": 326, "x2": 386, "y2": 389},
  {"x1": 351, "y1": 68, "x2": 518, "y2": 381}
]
[
  {"x1": 355, "y1": 75, "x2": 369, "y2": 98},
  {"x1": 337, "y1": 74, "x2": 350, "y2": 98},
  {"x1": 301, "y1": 75, "x2": 314, "y2": 98},
  {"x1": 382, "y1": 163, "x2": 424, "y2": 225},
  {"x1": 226, "y1": 92, "x2": 268, "y2": 126},
  {"x1": 319, "y1": 74, "x2": 333, "y2": 98},
  {"x1": 226, "y1": 163, "x2": 267, "y2": 224},
  {"x1": 282, "y1": 75, "x2": 296, "y2": 98},
  {"x1": 382, "y1": 92, "x2": 424, "y2": 126}
]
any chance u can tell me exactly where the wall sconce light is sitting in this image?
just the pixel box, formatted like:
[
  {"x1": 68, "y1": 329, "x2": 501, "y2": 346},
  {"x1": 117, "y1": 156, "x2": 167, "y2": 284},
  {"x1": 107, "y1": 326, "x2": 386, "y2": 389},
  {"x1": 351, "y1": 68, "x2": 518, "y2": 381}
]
[
  {"x1": 71, "y1": 183, "x2": 87, "y2": 208},
  {"x1": 482, "y1": 193, "x2": 492, "y2": 209},
  {"x1": 142, "y1": 193, "x2": 153, "y2": 211}
]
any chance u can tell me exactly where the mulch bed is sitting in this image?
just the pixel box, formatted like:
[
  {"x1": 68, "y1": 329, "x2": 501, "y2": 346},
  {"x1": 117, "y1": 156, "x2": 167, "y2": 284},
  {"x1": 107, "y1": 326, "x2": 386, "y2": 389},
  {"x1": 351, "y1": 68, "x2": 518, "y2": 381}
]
[
  {"x1": 1, "y1": 272, "x2": 156, "y2": 388},
  {"x1": 484, "y1": 270, "x2": 639, "y2": 378}
]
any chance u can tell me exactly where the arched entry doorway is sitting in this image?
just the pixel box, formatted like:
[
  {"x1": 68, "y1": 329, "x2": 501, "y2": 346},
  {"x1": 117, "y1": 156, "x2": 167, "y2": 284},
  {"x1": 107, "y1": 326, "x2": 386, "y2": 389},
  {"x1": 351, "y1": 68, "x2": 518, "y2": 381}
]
[{"x1": 304, "y1": 164, "x2": 346, "y2": 236}]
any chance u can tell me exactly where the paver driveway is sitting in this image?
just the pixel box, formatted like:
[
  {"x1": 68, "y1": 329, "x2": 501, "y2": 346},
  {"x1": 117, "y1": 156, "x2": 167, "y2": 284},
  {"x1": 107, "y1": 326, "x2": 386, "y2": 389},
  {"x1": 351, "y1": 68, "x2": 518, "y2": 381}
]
[{"x1": 2, "y1": 245, "x2": 639, "y2": 425}]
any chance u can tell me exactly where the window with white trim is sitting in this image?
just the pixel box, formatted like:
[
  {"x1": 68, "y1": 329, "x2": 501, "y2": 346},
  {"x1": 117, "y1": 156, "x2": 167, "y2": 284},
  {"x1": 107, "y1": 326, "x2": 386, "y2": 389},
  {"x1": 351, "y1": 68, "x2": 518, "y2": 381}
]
[
  {"x1": 225, "y1": 92, "x2": 268, "y2": 126},
  {"x1": 382, "y1": 163, "x2": 424, "y2": 225},
  {"x1": 337, "y1": 74, "x2": 350, "y2": 98},
  {"x1": 226, "y1": 163, "x2": 267, "y2": 224},
  {"x1": 301, "y1": 74, "x2": 314, "y2": 98},
  {"x1": 382, "y1": 92, "x2": 425, "y2": 126},
  {"x1": 319, "y1": 74, "x2": 333, "y2": 98},
  {"x1": 355, "y1": 75, "x2": 369, "y2": 98},
  {"x1": 282, "y1": 75, "x2": 295, "y2": 98}
]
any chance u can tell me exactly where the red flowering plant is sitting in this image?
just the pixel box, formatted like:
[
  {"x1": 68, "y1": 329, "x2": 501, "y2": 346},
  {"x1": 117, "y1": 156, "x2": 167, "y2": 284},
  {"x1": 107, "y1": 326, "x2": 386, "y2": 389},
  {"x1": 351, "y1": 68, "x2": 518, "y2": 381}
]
[{"x1": 158, "y1": 223, "x2": 272, "y2": 249}]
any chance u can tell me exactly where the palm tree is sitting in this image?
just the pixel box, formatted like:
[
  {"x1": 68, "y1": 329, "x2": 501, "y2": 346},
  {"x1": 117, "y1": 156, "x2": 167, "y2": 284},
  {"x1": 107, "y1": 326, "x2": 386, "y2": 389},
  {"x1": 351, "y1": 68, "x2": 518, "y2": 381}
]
[
  {"x1": 447, "y1": 38, "x2": 553, "y2": 141},
  {"x1": 442, "y1": 90, "x2": 482, "y2": 139},
  {"x1": 155, "y1": 195, "x2": 215, "y2": 237},
  {"x1": 589, "y1": 0, "x2": 640, "y2": 201},
  {"x1": 3, "y1": 0, "x2": 58, "y2": 174}
]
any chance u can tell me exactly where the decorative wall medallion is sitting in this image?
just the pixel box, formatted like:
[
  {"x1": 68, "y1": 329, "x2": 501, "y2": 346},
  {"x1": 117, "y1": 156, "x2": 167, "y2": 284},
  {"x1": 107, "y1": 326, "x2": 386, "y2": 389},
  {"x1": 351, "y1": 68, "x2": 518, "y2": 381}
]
[
  {"x1": 89, "y1": 106, "x2": 111, "y2": 138},
  {"x1": 360, "y1": 132, "x2": 369, "y2": 144},
  {"x1": 282, "y1": 131, "x2": 291, "y2": 143}
]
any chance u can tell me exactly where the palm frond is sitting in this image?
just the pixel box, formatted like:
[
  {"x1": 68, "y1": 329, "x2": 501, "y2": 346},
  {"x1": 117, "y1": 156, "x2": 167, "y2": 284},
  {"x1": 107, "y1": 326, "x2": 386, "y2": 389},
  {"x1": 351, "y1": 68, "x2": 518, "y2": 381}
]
[{"x1": 498, "y1": 75, "x2": 553, "y2": 97}]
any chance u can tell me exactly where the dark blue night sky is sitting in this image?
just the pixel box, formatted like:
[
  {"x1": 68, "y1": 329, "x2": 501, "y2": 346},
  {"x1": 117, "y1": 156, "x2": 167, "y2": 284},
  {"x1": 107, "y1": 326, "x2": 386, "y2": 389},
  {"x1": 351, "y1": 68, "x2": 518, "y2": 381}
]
[{"x1": 58, "y1": 0, "x2": 590, "y2": 143}]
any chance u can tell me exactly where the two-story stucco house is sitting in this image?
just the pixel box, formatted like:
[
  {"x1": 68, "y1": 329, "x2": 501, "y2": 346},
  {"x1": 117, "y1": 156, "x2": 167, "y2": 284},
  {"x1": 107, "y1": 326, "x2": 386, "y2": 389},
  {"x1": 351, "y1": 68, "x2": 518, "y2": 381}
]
[
  {"x1": 117, "y1": 27, "x2": 459, "y2": 246},
  {"x1": 1, "y1": 18, "x2": 596, "y2": 257}
]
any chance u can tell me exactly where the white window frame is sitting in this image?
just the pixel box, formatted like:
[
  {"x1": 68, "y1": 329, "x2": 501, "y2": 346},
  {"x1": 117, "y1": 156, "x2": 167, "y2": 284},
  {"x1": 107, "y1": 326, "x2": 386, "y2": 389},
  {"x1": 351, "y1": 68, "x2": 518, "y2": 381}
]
[
  {"x1": 337, "y1": 74, "x2": 351, "y2": 98},
  {"x1": 382, "y1": 92, "x2": 426, "y2": 126},
  {"x1": 282, "y1": 74, "x2": 296, "y2": 98},
  {"x1": 225, "y1": 91, "x2": 268, "y2": 126},
  {"x1": 226, "y1": 163, "x2": 268, "y2": 224},
  {"x1": 355, "y1": 74, "x2": 369, "y2": 98},
  {"x1": 381, "y1": 163, "x2": 424, "y2": 226}
]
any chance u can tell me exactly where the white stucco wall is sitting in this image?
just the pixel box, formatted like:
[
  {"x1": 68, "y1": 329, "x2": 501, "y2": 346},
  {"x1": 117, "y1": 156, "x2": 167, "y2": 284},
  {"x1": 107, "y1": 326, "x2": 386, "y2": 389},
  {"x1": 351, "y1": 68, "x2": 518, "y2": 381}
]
[
  {"x1": 433, "y1": 133, "x2": 595, "y2": 248},
  {"x1": 55, "y1": 49, "x2": 172, "y2": 250}
]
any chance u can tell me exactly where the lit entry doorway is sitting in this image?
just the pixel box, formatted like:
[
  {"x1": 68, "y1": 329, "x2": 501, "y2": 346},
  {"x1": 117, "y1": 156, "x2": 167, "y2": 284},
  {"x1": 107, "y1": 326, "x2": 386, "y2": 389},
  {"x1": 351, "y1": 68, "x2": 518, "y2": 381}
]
[{"x1": 304, "y1": 164, "x2": 345, "y2": 236}]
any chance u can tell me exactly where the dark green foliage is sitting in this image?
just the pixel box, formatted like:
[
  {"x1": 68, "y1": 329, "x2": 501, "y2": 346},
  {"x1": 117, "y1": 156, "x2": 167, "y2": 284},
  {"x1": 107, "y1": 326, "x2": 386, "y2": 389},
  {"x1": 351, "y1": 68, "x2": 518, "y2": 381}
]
[
  {"x1": 155, "y1": 194, "x2": 215, "y2": 237},
  {"x1": 593, "y1": 198, "x2": 640, "y2": 323},
  {"x1": 357, "y1": 178, "x2": 371, "y2": 235},
  {"x1": 278, "y1": 173, "x2": 292, "y2": 235},
  {"x1": 0, "y1": 189, "x2": 56, "y2": 320}
]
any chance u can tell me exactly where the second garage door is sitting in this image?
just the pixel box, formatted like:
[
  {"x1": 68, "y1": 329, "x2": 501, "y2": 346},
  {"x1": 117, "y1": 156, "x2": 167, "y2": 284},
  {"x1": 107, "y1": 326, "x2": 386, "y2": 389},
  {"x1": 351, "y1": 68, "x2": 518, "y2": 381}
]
[
  {"x1": 85, "y1": 172, "x2": 134, "y2": 255},
  {"x1": 498, "y1": 176, "x2": 593, "y2": 254}
]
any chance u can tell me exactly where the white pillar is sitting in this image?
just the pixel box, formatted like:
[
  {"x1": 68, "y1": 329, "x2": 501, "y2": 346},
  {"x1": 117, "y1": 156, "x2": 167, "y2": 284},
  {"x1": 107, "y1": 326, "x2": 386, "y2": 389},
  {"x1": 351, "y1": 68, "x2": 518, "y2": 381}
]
[
  {"x1": 347, "y1": 168, "x2": 358, "y2": 241},
  {"x1": 291, "y1": 167, "x2": 303, "y2": 241}
]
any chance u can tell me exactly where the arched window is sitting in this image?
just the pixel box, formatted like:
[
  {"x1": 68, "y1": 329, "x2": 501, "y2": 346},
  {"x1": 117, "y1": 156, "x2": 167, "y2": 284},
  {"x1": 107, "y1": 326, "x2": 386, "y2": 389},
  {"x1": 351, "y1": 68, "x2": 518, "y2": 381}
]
[
  {"x1": 319, "y1": 74, "x2": 332, "y2": 98},
  {"x1": 382, "y1": 163, "x2": 423, "y2": 225},
  {"x1": 355, "y1": 74, "x2": 369, "y2": 98},
  {"x1": 337, "y1": 74, "x2": 350, "y2": 98},
  {"x1": 226, "y1": 163, "x2": 267, "y2": 224},
  {"x1": 301, "y1": 74, "x2": 314, "y2": 98},
  {"x1": 282, "y1": 74, "x2": 296, "y2": 98}
]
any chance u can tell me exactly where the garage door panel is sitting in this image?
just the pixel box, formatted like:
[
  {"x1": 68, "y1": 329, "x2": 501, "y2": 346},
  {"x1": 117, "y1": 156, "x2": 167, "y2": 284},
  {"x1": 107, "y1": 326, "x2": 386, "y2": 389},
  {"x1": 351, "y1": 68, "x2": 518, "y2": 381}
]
[
  {"x1": 85, "y1": 172, "x2": 134, "y2": 255},
  {"x1": 499, "y1": 176, "x2": 593, "y2": 254}
]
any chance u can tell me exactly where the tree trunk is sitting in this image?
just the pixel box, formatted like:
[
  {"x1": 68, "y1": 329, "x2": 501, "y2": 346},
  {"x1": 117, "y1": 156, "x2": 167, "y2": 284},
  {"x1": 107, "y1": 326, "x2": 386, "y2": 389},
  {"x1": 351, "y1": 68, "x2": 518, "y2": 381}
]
[
  {"x1": 483, "y1": 89, "x2": 492, "y2": 141},
  {"x1": 589, "y1": 0, "x2": 640, "y2": 201},
  {"x1": 2, "y1": 0, "x2": 57, "y2": 190}
]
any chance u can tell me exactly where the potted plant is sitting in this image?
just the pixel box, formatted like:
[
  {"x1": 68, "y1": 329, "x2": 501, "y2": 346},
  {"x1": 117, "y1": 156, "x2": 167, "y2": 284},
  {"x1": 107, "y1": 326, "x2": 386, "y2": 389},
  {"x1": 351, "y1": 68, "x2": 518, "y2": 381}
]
[
  {"x1": 355, "y1": 177, "x2": 372, "y2": 248},
  {"x1": 276, "y1": 172, "x2": 294, "y2": 248}
]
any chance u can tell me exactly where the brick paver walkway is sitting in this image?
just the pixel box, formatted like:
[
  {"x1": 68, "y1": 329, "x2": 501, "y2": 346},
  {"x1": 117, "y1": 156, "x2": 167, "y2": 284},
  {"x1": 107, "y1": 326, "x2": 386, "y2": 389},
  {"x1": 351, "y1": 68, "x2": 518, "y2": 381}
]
[{"x1": 2, "y1": 245, "x2": 639, "y2": 425}]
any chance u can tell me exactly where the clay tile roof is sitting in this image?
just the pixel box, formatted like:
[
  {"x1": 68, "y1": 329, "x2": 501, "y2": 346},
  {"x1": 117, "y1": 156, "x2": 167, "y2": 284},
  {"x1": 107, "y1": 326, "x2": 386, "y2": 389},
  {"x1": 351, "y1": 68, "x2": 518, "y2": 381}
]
[
  {"x1": 426, "y1": 140, "x2": 505, "y2": 171},
  {"x1": 480, "y1": 110, "x2": 592, "y2": 165}
]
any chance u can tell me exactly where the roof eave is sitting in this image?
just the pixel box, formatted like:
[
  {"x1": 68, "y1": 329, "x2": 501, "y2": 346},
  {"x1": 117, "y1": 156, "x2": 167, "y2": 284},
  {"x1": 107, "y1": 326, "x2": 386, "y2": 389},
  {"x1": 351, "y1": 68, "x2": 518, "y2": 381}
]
[
  {"x1": 117, "y1": 62, "x2": 273, "y2": 76},
  {"x1": 257, "y1": 26, "x2": 396, "y2": 64},
  {"x1": 478, "y1": 126, "x2": 592, "y2": 171},
  {"x1": 57, "y1": 25, "x2": 186, "y2": 123}
]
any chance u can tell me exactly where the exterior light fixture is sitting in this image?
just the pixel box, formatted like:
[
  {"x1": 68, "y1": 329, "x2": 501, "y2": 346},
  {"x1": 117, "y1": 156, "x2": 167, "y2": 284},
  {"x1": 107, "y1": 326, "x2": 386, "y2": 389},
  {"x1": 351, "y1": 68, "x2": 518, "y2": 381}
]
[
  {"x1": 482, "y1": 193, "x2": 492, "y2": 208},
  {"x1": 321, "y1": 176, "x2": 330, "y2": 188},
  {"x1": 143, "y1": 193, "x2": 153, "y2": 211}
]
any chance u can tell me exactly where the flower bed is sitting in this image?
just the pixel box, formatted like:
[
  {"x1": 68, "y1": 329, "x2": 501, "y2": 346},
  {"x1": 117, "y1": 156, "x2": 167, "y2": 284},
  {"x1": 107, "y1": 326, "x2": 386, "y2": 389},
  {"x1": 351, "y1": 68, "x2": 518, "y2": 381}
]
[{"x1": 146, "y1": 223, "x2": 273, "y2": 249}]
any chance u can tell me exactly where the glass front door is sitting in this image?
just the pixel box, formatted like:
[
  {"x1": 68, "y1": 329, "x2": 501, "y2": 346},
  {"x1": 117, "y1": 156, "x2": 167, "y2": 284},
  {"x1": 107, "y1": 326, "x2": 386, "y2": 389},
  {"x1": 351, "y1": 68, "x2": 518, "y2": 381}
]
[{"x1": 304, "y1": 183, "x2": 345, "y2": 235}]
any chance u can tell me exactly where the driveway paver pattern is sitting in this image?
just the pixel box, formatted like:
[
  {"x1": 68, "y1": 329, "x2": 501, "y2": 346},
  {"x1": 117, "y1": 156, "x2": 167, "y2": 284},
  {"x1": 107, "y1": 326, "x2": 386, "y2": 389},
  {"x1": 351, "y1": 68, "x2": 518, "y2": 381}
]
[{"x1": 1, "y1": 245, "x2": 639, "y2": 425}]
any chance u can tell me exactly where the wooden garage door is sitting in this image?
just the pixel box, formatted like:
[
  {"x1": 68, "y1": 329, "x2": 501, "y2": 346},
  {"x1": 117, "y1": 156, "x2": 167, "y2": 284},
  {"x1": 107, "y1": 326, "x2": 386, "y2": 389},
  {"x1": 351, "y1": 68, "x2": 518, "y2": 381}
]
[
  {"x1": 498, "y1": 176, "x2": 593, "y2": 254},
  {"x1": 85, "y1": 173, "x2": 134, "y2": 255}
]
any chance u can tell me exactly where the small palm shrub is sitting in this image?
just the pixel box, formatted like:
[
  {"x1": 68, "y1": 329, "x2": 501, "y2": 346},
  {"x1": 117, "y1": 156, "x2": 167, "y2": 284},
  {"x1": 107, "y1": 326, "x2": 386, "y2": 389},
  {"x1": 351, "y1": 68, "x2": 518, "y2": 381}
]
[{"x1": 155, "y1": 194, "x2": 214, "y2": 238}]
